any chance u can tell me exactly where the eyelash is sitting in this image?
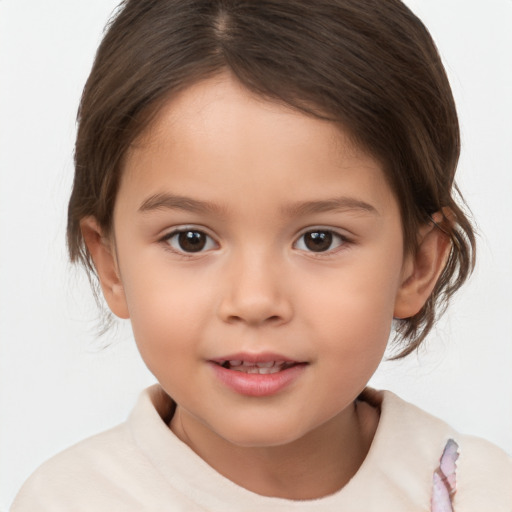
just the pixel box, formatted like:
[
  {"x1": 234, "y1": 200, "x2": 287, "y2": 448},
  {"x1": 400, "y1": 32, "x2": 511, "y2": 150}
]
[{"x1": 159, "y1": 227, "x2": 351, "y2": 256}]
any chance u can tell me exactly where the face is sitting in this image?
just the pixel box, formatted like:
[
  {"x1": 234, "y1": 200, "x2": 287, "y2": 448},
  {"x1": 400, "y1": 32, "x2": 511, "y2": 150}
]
[{"x1": 107, "y1": 75, "x2": 411, "y2": 447}]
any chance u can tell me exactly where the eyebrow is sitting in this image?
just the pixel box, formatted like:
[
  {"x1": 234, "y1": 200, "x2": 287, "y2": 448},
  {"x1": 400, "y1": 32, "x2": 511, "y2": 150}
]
[
  {"x1": 281, "y1": 197, "x2": 379, "y2": 217},
  {"x1": 138, "y1": 193, "x2": 379, "y2": 217},
  {"x1": 138, "y1": 193, "x2": 227, "y2": 215}
]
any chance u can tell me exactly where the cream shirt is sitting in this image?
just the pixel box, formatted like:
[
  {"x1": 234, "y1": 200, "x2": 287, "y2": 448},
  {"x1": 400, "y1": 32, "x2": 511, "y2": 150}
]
[{"x1": 11, "y1": 385, "x2": 512, "y2": 511}]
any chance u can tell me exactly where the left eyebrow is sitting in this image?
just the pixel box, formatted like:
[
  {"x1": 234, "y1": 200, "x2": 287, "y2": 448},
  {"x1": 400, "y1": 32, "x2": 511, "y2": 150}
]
[{"x1": 281, "y1": 197, "x2": 380, "y2": 217}]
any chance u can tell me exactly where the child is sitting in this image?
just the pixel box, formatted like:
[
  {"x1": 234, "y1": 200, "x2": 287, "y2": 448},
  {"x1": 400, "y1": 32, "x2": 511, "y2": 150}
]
[{"x1": 10, "y1": 0, "x2": 511, "y2": 510}]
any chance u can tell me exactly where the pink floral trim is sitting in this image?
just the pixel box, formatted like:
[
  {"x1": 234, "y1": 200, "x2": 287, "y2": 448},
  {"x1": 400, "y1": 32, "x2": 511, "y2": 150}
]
[{"x1": 431, "y1": 439, "x2": 459, "y2": 512}]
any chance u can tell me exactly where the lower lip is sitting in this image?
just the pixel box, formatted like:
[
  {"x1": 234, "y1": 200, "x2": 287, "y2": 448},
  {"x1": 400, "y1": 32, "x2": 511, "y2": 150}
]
[{"x1": 209, "y1": 363, "x2": 307, "y2": 397}]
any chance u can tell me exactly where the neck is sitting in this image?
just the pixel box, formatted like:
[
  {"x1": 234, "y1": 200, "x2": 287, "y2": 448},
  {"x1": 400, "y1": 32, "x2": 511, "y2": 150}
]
[{"x1": 170, "y1": 400, "x2": 378, "y2": 500}]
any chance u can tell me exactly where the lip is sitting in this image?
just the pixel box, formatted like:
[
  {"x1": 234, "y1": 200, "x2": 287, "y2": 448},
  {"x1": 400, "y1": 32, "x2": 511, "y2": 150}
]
[{"x1": 208, "y1": 352, "x2": 307, "y2": 397}]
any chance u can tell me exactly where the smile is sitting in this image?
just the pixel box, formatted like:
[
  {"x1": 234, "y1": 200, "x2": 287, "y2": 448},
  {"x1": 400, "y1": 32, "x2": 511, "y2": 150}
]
[{"x1": 209, "y1": 354, "x2": 307, "y2": 397}]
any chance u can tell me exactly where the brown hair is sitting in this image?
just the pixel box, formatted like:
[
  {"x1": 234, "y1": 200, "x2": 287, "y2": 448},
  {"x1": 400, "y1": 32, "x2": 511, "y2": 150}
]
[{"x1": 67, "y1": 0, "x2": 476, "y2": 357}]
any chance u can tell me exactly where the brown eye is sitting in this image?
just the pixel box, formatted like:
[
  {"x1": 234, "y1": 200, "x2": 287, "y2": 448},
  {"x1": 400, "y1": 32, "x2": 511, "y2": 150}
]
[
  {"x1": 178, "y1": 231, "x2": 206, "y2": 252},
  {"x1": 165, "y1": 229, "x2": 216, "y2": 253},
  {"x1": 304, "y1": 231, "x2": 332, "y2": 252},
  {"x1": 295, "y1": 230, "x2": 346, "y2": 253}
]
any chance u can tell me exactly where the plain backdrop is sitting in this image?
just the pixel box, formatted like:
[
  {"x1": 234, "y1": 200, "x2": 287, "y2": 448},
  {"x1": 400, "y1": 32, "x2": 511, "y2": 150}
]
[{"x1": 1, "y1": 0, "x2": 511, "y2": 509}]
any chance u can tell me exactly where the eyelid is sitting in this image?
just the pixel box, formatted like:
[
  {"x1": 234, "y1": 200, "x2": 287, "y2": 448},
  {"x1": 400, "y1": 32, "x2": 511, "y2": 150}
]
[{"x1": 159, "y1": 223, "x2": 217, "y2": 239}]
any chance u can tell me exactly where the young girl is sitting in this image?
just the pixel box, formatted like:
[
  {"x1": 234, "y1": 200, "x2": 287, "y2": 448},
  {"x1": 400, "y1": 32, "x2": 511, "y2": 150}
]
[{"x1": 9, "y1": 0, "x2": 511, "y2": 510}]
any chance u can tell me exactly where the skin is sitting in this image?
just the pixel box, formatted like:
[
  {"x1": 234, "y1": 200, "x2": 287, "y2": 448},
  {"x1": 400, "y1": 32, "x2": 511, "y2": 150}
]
[{"x1": 82, "y1": 73, "x2": 450, "y2": 500}]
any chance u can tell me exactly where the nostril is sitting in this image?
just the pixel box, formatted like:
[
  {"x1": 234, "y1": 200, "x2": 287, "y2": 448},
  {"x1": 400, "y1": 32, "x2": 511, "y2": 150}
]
[{"x1": 225, "y1": 313, "x2": 283, "y2": 325}]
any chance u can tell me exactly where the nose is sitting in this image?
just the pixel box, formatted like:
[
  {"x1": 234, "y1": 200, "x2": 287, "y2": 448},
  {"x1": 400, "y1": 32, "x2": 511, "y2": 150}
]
[{"x1": 217, "y1": 250, "x2": 293, "y2": 327}]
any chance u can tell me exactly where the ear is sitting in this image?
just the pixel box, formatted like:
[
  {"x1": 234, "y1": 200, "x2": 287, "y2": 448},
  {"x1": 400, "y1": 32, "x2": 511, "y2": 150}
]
[
  {"x1": 394, "y1": 212, "x2": 451, "y2": 319},
  {"x1": 80, "y1": 217, "x2": 130, "y2": 319}
]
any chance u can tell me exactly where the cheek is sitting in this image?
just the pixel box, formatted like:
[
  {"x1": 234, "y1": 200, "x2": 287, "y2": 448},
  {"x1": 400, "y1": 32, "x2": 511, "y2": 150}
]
[
  {"x1": 120, "y1": 259, "x2": 214, "y2": 364},
  {"x1": 303, "y1": 258, "x2": 400, "y2": 328},
  {"x1": 299, "y1": 252, "x2": 402, "y2": 363}
]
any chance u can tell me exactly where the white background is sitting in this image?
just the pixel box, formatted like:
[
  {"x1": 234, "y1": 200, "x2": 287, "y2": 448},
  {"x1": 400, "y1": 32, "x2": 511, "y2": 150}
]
[{"x1": 1, "y1": 0, "x2": 511, "y2": 509}]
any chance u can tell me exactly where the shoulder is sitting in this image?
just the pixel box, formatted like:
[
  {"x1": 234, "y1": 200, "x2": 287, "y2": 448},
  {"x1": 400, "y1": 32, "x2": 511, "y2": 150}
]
[
  {"x1": 368, "y1": 389, "x2": 512, "y2": 511},
  {"x1": 10, "y1": 386, "x2": 177, "y2": 511},
  {"x1": 10, "y1": 423, "x2": 147, "y2": 511},
  {"x1": 455, "y1": 434, "x2": 512, "y2": 511}
]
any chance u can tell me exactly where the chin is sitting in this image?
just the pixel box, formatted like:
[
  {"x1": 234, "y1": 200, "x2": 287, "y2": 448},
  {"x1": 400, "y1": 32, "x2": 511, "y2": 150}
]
[{"x1": 212, "y1": 417, "x2": 312, "y2": 448}]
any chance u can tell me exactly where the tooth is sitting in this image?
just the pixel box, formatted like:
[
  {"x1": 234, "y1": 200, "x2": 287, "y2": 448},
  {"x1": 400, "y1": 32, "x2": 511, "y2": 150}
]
[
  {"x1": 229, "y1": 360, "x2": 242, "y2": 366},
  {"x1": 256, "y1": 361, "x2": 274, "y2": 368},
  {"x1": 227, "y1": 363, "x2": 291, "y2": 374},
  {"x1": 242, "y1": 361, "x2": 256, "y2": 367}
]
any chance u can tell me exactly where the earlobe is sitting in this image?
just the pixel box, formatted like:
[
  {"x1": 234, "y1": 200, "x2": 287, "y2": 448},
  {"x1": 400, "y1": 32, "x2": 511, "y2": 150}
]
[
  {"x1": 394, "y1": 213, "x2": 452, "y2": 319},
  {"x1": 80, "y1": 217, "x2": 130, "y2": 319}
]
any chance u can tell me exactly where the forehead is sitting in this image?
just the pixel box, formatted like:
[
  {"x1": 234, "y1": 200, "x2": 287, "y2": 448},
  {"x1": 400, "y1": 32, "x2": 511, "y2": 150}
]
[
  {"x1": 129, "y1": 74, "x2": 362, "y2": 167},
  {"x1": 118, "y1": 74, "x2": 397, "y2": 219}
]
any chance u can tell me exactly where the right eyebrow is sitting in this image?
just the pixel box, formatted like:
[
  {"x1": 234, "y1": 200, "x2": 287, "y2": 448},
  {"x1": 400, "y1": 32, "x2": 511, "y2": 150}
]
[{"x1": 138, "y1": 193, "x2": 227, "y2": 215}]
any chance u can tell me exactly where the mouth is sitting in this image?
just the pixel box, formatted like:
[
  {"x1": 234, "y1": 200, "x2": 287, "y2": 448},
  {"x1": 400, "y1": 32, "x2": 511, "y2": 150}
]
[
  {"x1": 209, "y1": 354, "x2": 307, "y2": 397},
  {"x1": 215, "y1": 359, "x2": 299, "y2": 374}
]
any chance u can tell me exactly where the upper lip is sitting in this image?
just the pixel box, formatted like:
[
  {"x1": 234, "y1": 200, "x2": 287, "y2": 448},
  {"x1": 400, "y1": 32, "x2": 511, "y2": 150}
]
[{"x1": 209, "y1": 352, "x2": 302, "y2": 365}]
